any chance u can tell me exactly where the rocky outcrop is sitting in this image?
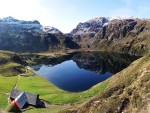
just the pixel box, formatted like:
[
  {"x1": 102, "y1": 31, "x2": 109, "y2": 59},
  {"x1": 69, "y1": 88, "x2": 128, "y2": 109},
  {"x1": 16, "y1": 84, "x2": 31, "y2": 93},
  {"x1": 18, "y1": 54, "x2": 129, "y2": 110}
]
[
  {"x1": 95, "y1": 19, "x2": 138, "y2": 40},
  {"x1": 92, "y1": 19, "x2": 149, "y2": 55}
]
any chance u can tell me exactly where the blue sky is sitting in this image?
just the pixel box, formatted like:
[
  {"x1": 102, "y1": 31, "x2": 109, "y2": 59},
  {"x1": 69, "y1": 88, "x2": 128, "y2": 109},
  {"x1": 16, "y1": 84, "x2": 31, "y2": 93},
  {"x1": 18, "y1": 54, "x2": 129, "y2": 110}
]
[{"x1": 0, "y1": 0, "x2": 150, "y2": 33}]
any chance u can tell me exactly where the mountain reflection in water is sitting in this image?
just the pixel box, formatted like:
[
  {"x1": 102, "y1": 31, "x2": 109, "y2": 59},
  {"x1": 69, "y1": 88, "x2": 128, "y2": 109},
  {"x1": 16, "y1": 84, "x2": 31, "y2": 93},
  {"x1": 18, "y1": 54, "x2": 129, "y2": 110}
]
[{"x1": 32, "y1": 52, "x2": 140, "y2": 92}]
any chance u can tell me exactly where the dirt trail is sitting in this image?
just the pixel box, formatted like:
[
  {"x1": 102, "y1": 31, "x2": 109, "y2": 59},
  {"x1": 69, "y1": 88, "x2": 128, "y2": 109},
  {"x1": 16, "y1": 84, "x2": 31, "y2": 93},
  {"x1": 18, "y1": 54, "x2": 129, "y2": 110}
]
[
  {"x1": 14, "y1": 75, "x2": 21, "y2": 89},
  {"x1": 44, "y1": 101, "x2": 72, "y2": 108},
  {"x1": 14, "y1": 66, "x2": 28, "y2": 89}
]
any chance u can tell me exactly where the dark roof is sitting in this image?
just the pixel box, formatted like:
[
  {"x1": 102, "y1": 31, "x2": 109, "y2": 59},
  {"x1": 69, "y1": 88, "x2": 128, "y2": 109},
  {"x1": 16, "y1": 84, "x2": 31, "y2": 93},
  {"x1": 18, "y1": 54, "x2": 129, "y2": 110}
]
[
  {"x1": 10, "y1": 89, "x2": 39, "y2": 106},
  {"x1": 15, "y1": 92, "x2": 27, "y2": 108},
  {"x1": 25, "y1": 92, "x2": 38, "y2": 106}
]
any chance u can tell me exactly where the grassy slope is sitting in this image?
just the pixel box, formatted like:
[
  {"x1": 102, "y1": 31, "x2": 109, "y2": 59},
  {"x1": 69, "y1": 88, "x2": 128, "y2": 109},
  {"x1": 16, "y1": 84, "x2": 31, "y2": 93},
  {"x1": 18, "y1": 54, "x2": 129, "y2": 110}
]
[
  {"x1": 2, "y1": 68, "x2": 106, "y2": 113},
  {"x1": 17, "y1": 76, "x2": 108, "y2": 104},
  {"x1": 0, "y1": 51, "x2": 26, "y2": 77},
  {"x1": 0, "y1": 51, "x2": 25, "y2": 110},
  {"x1": 0, "y1": 76, "x2": 18, "y2": 108},
  {"x1": 65, "y1": 53, "x2": 150, "y2": 113},
  {"x1": 24, "y1": 106, "x2": 70, "y2": 113},
  {"x1": 0, "y1": 62, "x2": 24, "y2": 77}
]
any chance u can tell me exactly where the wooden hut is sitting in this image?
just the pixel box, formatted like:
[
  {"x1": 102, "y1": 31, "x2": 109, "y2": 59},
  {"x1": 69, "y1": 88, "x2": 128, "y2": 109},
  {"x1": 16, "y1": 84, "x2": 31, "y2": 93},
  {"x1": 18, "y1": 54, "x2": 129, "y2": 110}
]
[{"x1": 10, "y1": 88, "x2": 45, "y2": 108}]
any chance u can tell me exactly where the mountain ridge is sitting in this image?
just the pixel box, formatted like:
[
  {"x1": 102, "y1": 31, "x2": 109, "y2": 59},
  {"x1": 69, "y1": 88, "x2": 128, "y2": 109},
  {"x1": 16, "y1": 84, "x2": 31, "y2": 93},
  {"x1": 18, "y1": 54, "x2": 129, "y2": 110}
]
[
  {"x1": 0, "y1": 16, "x2": 42, "y2": 31},
  {"x1": 0, "y1": 16, "x2": 150, "y2": 55},
  {"x1": 1, "y1": 16, "x2": 149, "y2": 34},
  {"x1": 0, "y1": 16, "x2": 80, "y2": 52},
  {"x1": 70, "y1": 16, "x2": 145, "y2": 36}
]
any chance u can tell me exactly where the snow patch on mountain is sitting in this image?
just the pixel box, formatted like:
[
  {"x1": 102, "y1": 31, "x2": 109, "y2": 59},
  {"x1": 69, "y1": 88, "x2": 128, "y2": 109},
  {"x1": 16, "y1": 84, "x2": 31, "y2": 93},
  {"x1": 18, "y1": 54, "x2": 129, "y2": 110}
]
[
  {"x1": 71, "y1": 17, "x2": 110, "y2": 36},
  {"x1": 0, "y1": 16, "x2": 42, "y2": 30},
  {"x1": 42, "y1": 26, "x2": 62, "y2": 34},
  {"x1": 109, "y1": 16, "x2": 137, "y2": 20},
  {"x1": 70, "y1": 16, "x2": 140, "y2": 36}
]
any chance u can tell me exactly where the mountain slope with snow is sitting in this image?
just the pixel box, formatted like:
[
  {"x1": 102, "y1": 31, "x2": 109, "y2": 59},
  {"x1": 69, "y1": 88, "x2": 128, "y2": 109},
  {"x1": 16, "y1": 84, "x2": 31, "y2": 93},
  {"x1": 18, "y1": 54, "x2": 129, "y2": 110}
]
[
  {"x1": 0, "y1": 16, "x2": 42, "y2": 30},
  {"x1": 70, "y1": 17, "x2": 150, "y2": 55},
  {"x1": 0, "y1": 16, "x2": 80, "y2": 52},
  {"x1": 70, "y1": 16, "x2": 145, "y2": 37},
  {"x1": 71, "y1": 17, "x2": 110, "y2": 36},
  {"x1": 42, "y1": 26, "x2": 62, "y2": 34},
  {"x1": 0, "y1": 16, "x2": 149, "y2": 54}
]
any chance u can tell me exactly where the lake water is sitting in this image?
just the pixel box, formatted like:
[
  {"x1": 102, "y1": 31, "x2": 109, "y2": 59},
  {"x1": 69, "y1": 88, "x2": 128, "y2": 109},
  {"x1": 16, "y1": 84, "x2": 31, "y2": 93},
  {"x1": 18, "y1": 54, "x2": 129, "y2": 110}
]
[{"x1": 32, "y1": 52, "x2": 140, "y2": 92}]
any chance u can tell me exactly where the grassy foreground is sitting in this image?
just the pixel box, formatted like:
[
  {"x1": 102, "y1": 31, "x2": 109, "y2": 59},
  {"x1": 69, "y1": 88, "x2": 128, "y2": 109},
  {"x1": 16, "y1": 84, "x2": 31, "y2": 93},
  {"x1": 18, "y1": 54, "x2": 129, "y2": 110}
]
[
  {"x1": 0, "y1": 69, "x2": 108, "y2": 113},
  {"x1": 0, "y1": 76, "x2": 18, "y2": 108},
  {"x1": 17, "y1": 76, "x2": 108, "y2": 104}
]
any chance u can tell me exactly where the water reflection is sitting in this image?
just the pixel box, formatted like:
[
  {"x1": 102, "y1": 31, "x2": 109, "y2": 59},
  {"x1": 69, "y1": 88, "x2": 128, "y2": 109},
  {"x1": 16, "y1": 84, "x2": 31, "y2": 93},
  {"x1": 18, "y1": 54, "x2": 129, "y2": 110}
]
[
  {"x1": 32, "y1": 52, "x2": 140, "y2": 92},
  {"x1": 72, "y1": 52, "x2": 139, "y2": 74}
]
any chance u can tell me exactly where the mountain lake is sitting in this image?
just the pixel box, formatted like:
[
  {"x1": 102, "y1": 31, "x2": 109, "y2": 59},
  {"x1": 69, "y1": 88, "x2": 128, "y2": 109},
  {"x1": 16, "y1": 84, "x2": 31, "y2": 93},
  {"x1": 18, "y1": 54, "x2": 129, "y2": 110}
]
[{"x1": 31, "y1": 52, "x2": 140, "y2": 92}]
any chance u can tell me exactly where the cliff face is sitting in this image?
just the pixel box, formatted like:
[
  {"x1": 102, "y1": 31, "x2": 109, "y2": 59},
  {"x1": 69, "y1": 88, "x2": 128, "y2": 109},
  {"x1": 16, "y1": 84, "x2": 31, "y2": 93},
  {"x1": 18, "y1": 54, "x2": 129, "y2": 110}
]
[
  {"x1": 92, "y1": 19, "x2": 150, "y2": 55},
  {"x1": 95, "y1": 19, "x2": 138, "y2": 40}
]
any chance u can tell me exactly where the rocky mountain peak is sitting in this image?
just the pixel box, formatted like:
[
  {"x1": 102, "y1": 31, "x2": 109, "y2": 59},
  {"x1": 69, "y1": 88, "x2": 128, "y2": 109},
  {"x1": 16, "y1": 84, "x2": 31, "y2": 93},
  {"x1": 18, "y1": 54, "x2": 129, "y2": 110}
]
[
  {"x1": 42, "y1": 26, "x2": 62, "y2": 34},
  {"x1": 109, "y1": 16, "x2": 138, "y2": 20},
  {"x1": 2, "y1": 16, "x2": 18, "y2": 22},
  {"x1": 70, "y1": 17, "x2": 142, "y2": 37},
  {"x1": 71, "y1": 17, "x2": 110, "y2": 36},
  {"x1": 0, "y1": 16, "x2": 42, "y2": 30}
]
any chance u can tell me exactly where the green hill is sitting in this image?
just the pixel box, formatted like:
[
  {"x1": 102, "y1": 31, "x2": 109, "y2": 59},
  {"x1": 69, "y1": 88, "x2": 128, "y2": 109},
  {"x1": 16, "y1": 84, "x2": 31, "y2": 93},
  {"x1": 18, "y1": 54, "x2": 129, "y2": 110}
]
[{"x1": 64, "y1": 53, "x2": 150, "y2": 113}]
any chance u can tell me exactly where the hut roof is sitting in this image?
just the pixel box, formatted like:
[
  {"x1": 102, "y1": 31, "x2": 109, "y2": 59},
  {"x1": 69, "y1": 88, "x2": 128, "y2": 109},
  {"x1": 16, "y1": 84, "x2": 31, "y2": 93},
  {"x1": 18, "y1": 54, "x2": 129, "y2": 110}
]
[
  {"x1": 15, "y1": 92, "x2": 27, "y2": 108},
  {"x1": 10, "y1": 89, "x2": 39, "y2": 106}
]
